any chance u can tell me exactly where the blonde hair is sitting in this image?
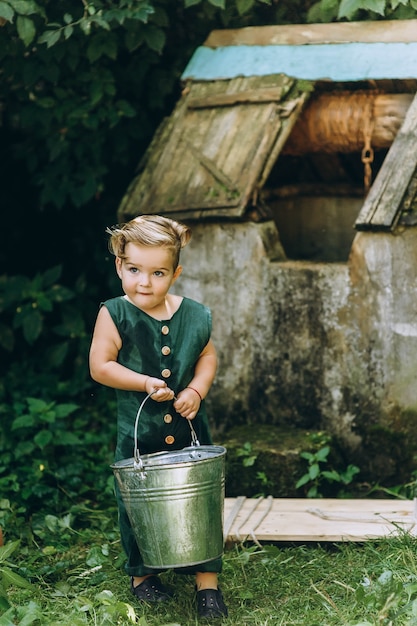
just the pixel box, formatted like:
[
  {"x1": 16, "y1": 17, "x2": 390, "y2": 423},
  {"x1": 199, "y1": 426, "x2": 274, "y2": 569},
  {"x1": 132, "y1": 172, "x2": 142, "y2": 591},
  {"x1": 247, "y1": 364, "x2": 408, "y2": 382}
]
[{"x1": 107, "y1": 214, "x2": 191, "y2": 269}]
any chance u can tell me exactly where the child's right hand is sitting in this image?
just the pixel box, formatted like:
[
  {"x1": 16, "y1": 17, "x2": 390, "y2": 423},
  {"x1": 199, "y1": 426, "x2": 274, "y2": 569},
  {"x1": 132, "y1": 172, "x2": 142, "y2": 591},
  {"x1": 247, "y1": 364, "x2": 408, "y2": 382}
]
[{"x1": 145, "y1": 376, "x2": 175, "y2": 402}]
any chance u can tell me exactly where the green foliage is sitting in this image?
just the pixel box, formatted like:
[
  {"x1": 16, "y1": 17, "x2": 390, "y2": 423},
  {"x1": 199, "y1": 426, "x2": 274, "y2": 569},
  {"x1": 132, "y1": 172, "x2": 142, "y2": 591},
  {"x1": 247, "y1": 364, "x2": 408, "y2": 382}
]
[
  {"x1": 0, "y1": 266, "x2": 117, "y2": 528},
  {"x1": 0, "y1": 540, "x2": 33, "y2": 612},
  {"x1": 353, "y1": 568, "x2": 417, "y2": 625},
  {"x1": 5, "y1": 520, "x2": 417, "y2": 625},
  {"x1": 308, "y1": 0, "x2": 417, "y2": 21},
  {"x1": 296, "y1": 436, "x2": 360, "y2": 497},
  {"x1": 0, "y1": 266, "x2": 73, "y2": 349},
  {"x1": 368, "y1": 468, "x2": 417, "y2": 500},
  {"x1": 0, "y1": 0, "x2": 277, "y2": 212},
  {"x1": 236, "y1": 442, "x2": 274, "y2": 495}
]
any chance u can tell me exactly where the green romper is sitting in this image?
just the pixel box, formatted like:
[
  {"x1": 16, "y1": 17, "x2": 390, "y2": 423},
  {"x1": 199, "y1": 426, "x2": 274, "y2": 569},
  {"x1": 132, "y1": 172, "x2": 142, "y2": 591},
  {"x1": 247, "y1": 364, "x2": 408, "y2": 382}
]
[{"x1": 103, "y1": 295, "x2": 222, "y2": 577}]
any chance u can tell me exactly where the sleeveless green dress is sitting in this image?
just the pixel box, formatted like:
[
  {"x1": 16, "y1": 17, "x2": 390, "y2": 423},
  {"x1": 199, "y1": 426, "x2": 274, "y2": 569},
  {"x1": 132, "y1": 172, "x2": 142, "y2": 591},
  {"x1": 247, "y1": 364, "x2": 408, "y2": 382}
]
[{"x1": 103, "y1": 295, "x2": 222, "y2": 576}]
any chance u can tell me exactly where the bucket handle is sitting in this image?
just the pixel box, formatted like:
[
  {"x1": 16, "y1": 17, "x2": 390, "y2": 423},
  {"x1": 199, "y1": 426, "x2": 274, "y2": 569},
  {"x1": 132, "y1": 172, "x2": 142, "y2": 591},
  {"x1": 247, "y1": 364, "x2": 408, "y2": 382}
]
[{"x1": 133, "y1": 390, "x2": 201, "y2": 469}]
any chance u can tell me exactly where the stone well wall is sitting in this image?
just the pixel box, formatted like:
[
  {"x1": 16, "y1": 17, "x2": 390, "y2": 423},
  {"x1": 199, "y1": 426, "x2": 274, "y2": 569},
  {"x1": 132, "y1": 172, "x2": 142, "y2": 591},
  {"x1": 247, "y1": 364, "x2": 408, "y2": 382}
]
[{"x1": 172, "y1": 220, "x2": 417, "y2": 482}]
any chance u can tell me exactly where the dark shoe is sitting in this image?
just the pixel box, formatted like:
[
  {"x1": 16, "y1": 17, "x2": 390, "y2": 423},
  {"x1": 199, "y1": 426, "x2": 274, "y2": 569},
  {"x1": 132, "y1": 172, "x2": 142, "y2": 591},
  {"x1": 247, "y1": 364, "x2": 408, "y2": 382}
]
[
  {"x1": 197, "y1": 588, "x2": 228, "y2": 619},
  {"x1": 130, "y1": 575, "x2": 172, "y2": 602}
]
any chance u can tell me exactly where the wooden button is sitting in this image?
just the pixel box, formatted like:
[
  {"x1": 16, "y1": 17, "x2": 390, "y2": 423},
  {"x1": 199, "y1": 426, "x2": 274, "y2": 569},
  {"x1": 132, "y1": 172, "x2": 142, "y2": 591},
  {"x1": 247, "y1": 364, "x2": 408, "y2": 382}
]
[
  {"x1": 161, "y1": 368, "x2": 171, "y2": 378},
  {"x1": 165, "y1": 435, "x2": 175, "y2": 445},
  {"x1": 164, "y1": 414, "x2": 173, "y2": 424},
  {"x1": 161, "y1": 345, "x2": 171, "y2": 356},
  {"x1": 161, "y1": 325, "x2": 169, "y2": 335}
]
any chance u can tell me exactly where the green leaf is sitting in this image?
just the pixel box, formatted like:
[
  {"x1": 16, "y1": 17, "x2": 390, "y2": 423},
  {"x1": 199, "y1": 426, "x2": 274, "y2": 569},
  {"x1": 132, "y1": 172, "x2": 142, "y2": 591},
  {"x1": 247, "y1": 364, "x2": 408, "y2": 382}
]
[
  {"x1": 37, "y1": 29, "x2": 61, "y2": 48},
  {"x1": 11, "y1": 414, "x2": 34, "y2": 430},
  {"x1": 295, "y1": 473, "x2": 310, "y2": 488},
  {"x1": 208, "y1": 0, "x2": 226, "y2": 7},
  {"x1": 64, "y1": 24, "x2": 73, "y2": 39},
  {"x1": 315, "y1": 446, "x2": 330, "y2": 462},
  {"x1": 22, "y1": 309, "x2": 42, "y2": 344},
  {"x1": 14, "y1": 441, "x2": 35, "y2": 458},
  {"x1": 86, "y1": 545, "x2": 107, "y2": 567},
  {"x1": 116, "y1": 100, "x2": 136, "y2": 118},
  {"x1": 363, "y1": 0, "x2": 387, "y2": 14},
  {"x1": 309, "y1": 463, "x2": 320, "y2": 480},
  {"x1": 143, "y1": 25, "x2": 165, "y2": 53},
  {"x1": 40, "y1": 410, "x2": 57, "y2": 423},
  {"x1": 8, "y1": 0, "x2": 41, "y2": 16},
  {"x1": 236, "y1": 0, "x2": 254, "y2": 14},
  {"x1": 44, "y1": 515, "x2": 59, "y2": 533},
  {"x1": 13, "y1": 601, "x2": 41, "y2": 625},
  {"x1": 307, "y1": 485, "x2": 318, "y2": 498},
  {"x1": 54, "y1": 403, "x2": 79, "y2": 418},
  {"x1": 0, "y1": 596, "x2": 11, "y2": 613},
  {"x1": 87, "y1": 35, "x2": 117, "y2": 62},
  {"x1": 42, "y1": 265, "x2": 61, "y2": 287},
  {"x1": 0, "y1": 2, "x2": 14, "y2": 22},
  {"x1": 34, "y1": 430, "x2": 53, "y2": 449},
  {"x1": 1, "y1": 567, "x2": 33, "y2": 590},
  {"x1": 49, "y1": 285, "x2": 73, "y2": 303},
  {"x1": 0, "y1": 541, "x2": 20, "y2": 563},
  {"x1": 338, "y1": 0, "x2": 363, "y2": 18},
  {"x1": 36, "y1": 294, "x2": 53, "y2": 312},
  {"x1": 27, "y1": 397, "x2": 49, "y2": 413},
  {"x1": 16, "y1": 15, "x2": 36, "y2": 46},
  {"x1": 318, "y1": 0, "x2": 339, "y2": 17},
  {"x1": 184, "y1": 0, "x2": 201, "y2": 6},
  {"x1": 58, "y1": 432, "x2": 81, "y2": 445},
  {"x1": 321, "y1": 470, "x2": 341, "y2": 482}
]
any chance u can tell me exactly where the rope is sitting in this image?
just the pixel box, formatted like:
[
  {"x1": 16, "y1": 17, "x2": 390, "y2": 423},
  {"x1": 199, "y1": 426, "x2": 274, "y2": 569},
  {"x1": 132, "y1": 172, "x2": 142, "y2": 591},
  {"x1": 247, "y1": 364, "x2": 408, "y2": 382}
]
[
  {"x1": 295, "y1": 90, "x2": 379, "y2": 154},
  {"x1": 225, "y1": 496, "x2": 274, "y2": 546},
  {"x1": 306, "y1": 505, "x2": 417, "y2": 528}
]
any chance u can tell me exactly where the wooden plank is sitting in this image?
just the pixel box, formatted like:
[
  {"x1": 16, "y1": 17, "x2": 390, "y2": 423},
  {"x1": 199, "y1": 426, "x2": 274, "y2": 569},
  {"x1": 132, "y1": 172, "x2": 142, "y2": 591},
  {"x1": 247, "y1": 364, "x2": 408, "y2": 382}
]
[
  {"x1": 185, "y1": 140, "x2": 238, "y2": 191},
  {"x1": 355, "y1": 93, "x2": 417, "y2": 230},
  {"x1": 187, "y1": 87, "x2": 291, "y2": 109},
  {"x1": 204, "y1": 20, "x2": 417, "y2": 47},
  {"x1": 258, "y1": 92, "x2": 309, "y2": 191},
  {"x1": 181, "y1": 43, "x2": 417, "y2": 82},
  {"x1": 224, "y1": 498, "x2": 417, "y2": 543}
]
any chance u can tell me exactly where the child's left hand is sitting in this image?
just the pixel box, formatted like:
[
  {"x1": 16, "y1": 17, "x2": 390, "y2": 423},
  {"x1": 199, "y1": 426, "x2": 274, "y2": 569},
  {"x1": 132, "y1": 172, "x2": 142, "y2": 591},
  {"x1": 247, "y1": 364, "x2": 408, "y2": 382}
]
[{"x1": 173, "y1": 388, "x2": 201, "y2": 420}]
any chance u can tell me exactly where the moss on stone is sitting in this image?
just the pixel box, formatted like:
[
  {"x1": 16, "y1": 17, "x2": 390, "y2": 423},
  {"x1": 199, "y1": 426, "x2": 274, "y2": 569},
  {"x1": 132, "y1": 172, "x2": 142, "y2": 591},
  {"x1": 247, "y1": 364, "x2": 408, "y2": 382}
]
[{"x1": 353, "y1": 409, "x2": 417, "y2": 486}]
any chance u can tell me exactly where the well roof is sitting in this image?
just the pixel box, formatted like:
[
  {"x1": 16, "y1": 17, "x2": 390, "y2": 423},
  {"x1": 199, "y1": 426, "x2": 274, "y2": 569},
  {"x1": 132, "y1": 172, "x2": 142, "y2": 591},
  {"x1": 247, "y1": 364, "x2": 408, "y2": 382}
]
[{"x1": 118, "y1": 20, "x2": 417, "y2": 231}]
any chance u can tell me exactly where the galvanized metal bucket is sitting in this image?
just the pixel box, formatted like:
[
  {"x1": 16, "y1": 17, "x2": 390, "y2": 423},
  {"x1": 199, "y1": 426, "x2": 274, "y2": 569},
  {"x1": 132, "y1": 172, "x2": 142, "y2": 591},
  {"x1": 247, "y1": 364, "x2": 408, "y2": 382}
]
[{"x1": 111, "y1": 393, "x2": 226, "y2": 569}]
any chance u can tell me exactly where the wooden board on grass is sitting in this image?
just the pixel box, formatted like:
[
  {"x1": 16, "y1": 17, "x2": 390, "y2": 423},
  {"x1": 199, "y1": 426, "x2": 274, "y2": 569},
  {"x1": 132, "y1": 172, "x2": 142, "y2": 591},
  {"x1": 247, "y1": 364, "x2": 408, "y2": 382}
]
[{"x1": 224, "y1": 498, "x2": 417, "y2": 543}]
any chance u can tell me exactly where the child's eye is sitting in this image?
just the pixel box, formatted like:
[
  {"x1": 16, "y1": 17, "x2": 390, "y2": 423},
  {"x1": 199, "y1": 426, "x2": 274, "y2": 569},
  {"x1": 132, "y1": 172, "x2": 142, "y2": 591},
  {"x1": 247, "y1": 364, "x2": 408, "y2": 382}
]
[
  {"x1": 129, "y1": 267, "x2": 138, "y2": 274},
  {"x1": 154, "y1": 271, "x2": 164, "y2": 277}
]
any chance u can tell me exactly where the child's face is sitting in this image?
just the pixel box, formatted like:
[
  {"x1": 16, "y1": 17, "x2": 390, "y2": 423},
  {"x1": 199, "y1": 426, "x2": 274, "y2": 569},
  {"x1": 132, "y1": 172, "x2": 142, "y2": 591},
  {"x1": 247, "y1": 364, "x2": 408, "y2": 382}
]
[{"x1": 116, "y1": 243, "x2": 181, "y2": 316}]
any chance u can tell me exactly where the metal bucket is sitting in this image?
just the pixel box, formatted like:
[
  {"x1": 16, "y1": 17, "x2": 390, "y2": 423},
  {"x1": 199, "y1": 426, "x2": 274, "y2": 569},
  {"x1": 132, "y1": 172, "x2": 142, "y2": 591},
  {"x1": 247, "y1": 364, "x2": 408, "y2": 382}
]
[{"x1": 111, "y1": 393, "x2": 226, "y2": 569}]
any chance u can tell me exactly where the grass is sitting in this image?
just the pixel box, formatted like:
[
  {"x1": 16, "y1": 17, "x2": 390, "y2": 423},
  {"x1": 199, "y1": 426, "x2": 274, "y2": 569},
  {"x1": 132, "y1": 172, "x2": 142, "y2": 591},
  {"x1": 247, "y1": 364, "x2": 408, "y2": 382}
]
[{"x1": 3, "y1": 504, "x2": 417, "y2": 625}]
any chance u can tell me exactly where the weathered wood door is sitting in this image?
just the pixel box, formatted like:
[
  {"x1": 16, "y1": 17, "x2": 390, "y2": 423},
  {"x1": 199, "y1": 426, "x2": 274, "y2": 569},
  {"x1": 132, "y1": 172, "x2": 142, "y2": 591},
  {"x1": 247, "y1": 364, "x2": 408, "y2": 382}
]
[{"x1": 119, "y1": 74, "x2": 309, "y2": 222}]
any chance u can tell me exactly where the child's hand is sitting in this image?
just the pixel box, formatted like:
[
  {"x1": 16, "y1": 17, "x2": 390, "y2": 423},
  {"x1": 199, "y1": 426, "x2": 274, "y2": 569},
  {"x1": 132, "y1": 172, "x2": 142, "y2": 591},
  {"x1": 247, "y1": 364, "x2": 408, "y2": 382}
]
[
  {"x1": 145, "y1": 377, "x2": 175, "y2": 402},
  {"x1": 173, "y1": 388, "x2": 201, "y2": 420}
]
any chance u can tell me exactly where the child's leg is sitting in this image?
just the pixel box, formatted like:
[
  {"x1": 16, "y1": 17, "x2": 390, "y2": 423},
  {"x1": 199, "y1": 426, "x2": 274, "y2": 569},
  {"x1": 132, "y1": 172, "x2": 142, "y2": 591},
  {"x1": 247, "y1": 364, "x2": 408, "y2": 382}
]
[
  {"x1": 132, "y1": 575, "x2": 153, "y2": 587},
  {"x1": 195, "y1": 571, "x2": 218, "y2": 590},
  {"x1": 195, "y1": 566, "x2": 228, "y2": 618}
]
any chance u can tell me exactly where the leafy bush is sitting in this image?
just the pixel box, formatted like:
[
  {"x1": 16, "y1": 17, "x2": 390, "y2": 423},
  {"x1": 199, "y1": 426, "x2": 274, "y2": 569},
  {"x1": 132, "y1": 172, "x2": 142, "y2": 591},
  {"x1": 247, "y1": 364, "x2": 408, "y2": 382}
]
[{"x1": 0, "y1": 266, "x2": 117, "y2": 535}]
